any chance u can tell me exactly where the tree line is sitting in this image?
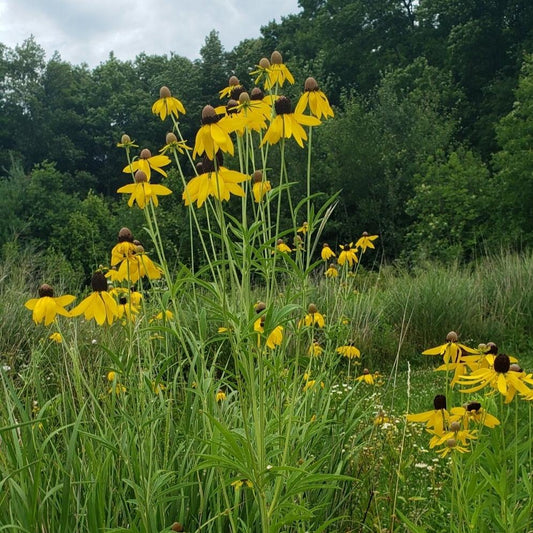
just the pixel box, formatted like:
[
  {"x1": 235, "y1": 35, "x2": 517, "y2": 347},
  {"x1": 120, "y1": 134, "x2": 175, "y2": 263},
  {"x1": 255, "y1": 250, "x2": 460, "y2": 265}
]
[{"x1": 1, "y1": 0, "x2": 533, "y2": 275}]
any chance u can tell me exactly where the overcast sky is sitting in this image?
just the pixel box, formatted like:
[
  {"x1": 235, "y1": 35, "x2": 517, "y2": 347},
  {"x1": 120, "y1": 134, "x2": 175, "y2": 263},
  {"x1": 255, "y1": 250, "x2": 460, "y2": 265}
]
[{"x1": 0, "y1": 0, "x2": 301, "y2": 67}]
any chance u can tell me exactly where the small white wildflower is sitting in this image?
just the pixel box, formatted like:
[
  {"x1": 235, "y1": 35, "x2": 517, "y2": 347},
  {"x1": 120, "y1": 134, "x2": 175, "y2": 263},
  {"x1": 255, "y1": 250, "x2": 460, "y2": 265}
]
[
  {"x1": 2, "y1": 365, "x2": 11, "y2": 372},
  {"x1": 92, "y1": 339, "x2": 98, "y2": 345},
  {"x1": 415, "y1": 462, "x2": 428, "y2": 469}
]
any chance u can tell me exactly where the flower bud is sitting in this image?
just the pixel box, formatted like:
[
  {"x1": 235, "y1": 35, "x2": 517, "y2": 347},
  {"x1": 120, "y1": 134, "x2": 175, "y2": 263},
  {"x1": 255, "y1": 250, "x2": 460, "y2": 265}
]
[{"x1": 121, "y1": 134, "x2": 131, "y2": 144}]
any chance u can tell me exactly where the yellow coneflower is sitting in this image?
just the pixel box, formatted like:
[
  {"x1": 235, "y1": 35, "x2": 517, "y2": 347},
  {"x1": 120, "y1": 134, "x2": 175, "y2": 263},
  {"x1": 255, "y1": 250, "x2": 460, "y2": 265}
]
[
  {"x1": 122, "y1": 148, "x2": 171, "y2": 180},
  {"x1": 423, "y1": 331, "x2": 480, "y2": 365},
  {"x1": 321, "y1": 243, "x2": 336, "y2": 261},
  {"x1": 193, "y1": 105, "x2": 234, "y2": 160},
  {"x1": 49, "y1": 332, "x2": 63, "y2": 343},
  {"x1": 338, "y1": 243, "x2": 358, "y2": 267},
  {"x1": 151, "y1": 86, "x2": 186, "y2": 120},
  {"x1": 261, "y1": 96, "x2": 321, "y2": 148},
  {"x1": 302, "y1": 303, "x2": 325, "y2": 328},
  {"x1": 70, "y1": 272, "x2": 119, "y2": 326},
  {"x1": 216, "y1": 390, "x2": 227, "y2": 402},
  {"x1": 24, "y1": 284, "x2": 75, "y2": 326},
  {"x1": 276, "y1": 239, "x2": 292, "y2": 253},
  {"x1": 406, "y1": 394, "x2": 449, "y2": 435},
  {"x1": 325, "y1": 264, "x2": 338, "y2": 278},
  {"x1": 117, "y1": 170, "x2": 172, "y2": 209},
  {"x1": 355, "y1": 232, "x2": 379, "y2": 252},
  {"x1": 295, "y1": 77, "x2": 334, "y2": 120},
  {"x1": 336, "y1": 343, "x2": 361, "y2": 359},
  {"x1": 266, "y1": 326, "x2": 284, "y2": 350},
  {"x1": 252, "y1": 170, "x2": 271, "y2": 203}
]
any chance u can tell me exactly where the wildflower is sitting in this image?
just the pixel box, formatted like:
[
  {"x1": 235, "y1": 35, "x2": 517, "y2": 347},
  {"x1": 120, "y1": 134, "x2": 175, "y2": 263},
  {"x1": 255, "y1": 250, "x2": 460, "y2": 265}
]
[
  {"x1": 303, "y1": 379, "x2": 323, "y2": 392},
  {"x1": 219, "y1": 75, "x2": 245, "y2": 99},
  {"x1": 302, "y1": 304, "x2": 325, "y2": 328},
  {"x1": 423, "y1": 331, "x2": 480, "y2": 365},
  {"x1": 231, "y1": 479, "x2": 253, "y2": 489},
  {"x1": 355, "y1": 232, "x2": 379, "y2": 252},
  {"x1": 130, "y1": 290, "x2": 143, "y2": 307},
  {"x1": 117, "y1": 170, "x2": 172, "y2": 209},
  {"x1": 450, "y1": 402, "x2": 500, "y2": 429},
  {"x1": 266, "y1": 326, "x2": 284, "y2": 350},
  {"x1": 152, "y1": 86, "x2": 186, "y2": 120},
  {"x1": 235, "y1": 91, "x2": 269, "y2": 132},
  {"x1": 183, "y1": 155, "x2": 248, "y2": 208},
  {"x1": 458, "y1": 353, "x2": 533, "y2": 403},
  {"x1": 325, "y1": 264, "x2": 338, "y2": 278},
  {"x1": 116, "y1": 134, "x2": 137, "y2": 149},
  {"x1": 430, "y1": 421, "x2": 477, "y2": 450},
  {"x1": 262, "y1": 96, "x2": 321, "y2": 148},
  {"x1": 276, "y1": 239, "x2": 292, "y2": 253},
  {"x1": 321, "y1": 243, "x2": 336, "y2": 261},
  {"x1": 374, "y1": 412, "x2": 391, "y2": 425},
  {"x1": 406, "y1": 394, "x2": 450, "y2": 434},
  {"x1": 152, "y1": 381, "x2": 166, "y2": 394},
  {"x1": 117, "y1": 296, "x2": 139, "y2": 322},
  {"x1": 295, "y1": 77, "x2": 334, "y2": 120},
  {"x1": 151, "y1": 310, "x2": 174, "y2": 322},
  {"x1": 107, "y1": 371, "x2": 117, "y2": 382},
  {"x1": 250, "y1": 57, "x2": 272, "y2": 89},
  {"x1": 49, "y1": 332, "x2": 63, "y2": 343},
  {"x1": 297, "y1": 222, "x2": 309, "y2": 235},
  {"x1": 338, "y1": 243, "x2": 358, "y2": 267},
  {"x1": 25, "y1": 284, "x2": 75, "y2": 326},
  {"x1": 70, "y1": 272, "x2": 119, "y2": 326},
  {"x1": 109, "y1": 383, "x2": 127, "y2": 395},
  {"x1": 252, "y1": 170, "x2": 271, "y2": 203},
  {"x1": 216, "y1": 390, "x2": 227, "y2": 402},
  {"x1": 308, "y1": 341, "x2": 323, "y2": 357},
  {"x1": 111, "y1": 227, "x2": 137, "y2": 266},
  {"x1": 356, "y1": 368, "x2": 378, "y2": 385},
  {"x1": 193, "y1": 105, "x2": 234, "y2": 160},
  {"x1": 122, "y1": 148, "x2": 171, "y2": 180},
  {"x1": 336, "y1": 343, "x2": 361, "y2": 359},
  {"x1": 159, "y1": 132, "x2": 192, "y2": 155},
  {"x1": 435, "y1": 438, "x2": 470, "y2": 458},
  {"x1": 265, "y1": 51, "x2": 295, "y2": 89}
]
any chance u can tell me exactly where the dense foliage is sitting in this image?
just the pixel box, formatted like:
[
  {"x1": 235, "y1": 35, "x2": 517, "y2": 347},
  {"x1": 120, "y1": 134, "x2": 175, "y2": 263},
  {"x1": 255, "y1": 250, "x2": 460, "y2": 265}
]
[{"x1": 1, "y1": 0, "x2": 533, "y2": 273}]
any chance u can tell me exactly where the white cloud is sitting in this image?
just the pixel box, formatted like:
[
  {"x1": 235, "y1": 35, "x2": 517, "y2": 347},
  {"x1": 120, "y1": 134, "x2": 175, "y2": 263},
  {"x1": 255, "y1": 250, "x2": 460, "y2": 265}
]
[{"x1": 0, "y1": 0, "x2": 300, "y2": 66}]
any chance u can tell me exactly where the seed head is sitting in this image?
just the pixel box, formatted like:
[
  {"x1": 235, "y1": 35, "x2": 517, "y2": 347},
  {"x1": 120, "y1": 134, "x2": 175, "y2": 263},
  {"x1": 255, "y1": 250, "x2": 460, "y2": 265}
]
[
  {"x1": 433, "y1": 394, "x2": 447, "y2": 410},
  {"x1": 259, "y1": 57, "x2": 270, "y2": 69},
  {"x1": 118, "y1": 227, "x2": 134, "y2": 242},
  {"x1": 271, "y1": 51, "x2": 283, "y2": 64},
  {"x1": 251, "y1": 87, "x2": 264, "y2": 100},
  {"x1": 38, "y1": 284, "x2": 54, "y2": 298},
  {"x1": 446, "y1": 331, "x2": 458, "y2": 342},
  {"x1": 362, "y1": 368, "x2": 370, "y2": 375},
  {"x1": 494, "y1": 353, "x2": 511, "y2": 373},
  {"x1": 228, "y1": 76, "x2": 239, "y2": 87},
  {"x1": 254, "y1": 301, "x2": 266, "y2": 313},
  {"x1": 307, "y1": 303, "x2": 318, "y2": 314},
  {"x1": 466, "y1": 401, "x2": 481, "y2": 412},
  {"x1": 446, "y1": 438, "x2": 457, "y2": 449},
  {"x1": 140, "y1": 148, "x2": 152, "y2": 159},
  {"x1": 120, "y1": 134, "x2": 131, "y2": 144},
  {"x1": 166, "y1": 132, "x2": 178, "y2": 144},
  {"x1": 91, "y1": 271, "x2": 108, "y2": 292},
  {"x1": 159, "y1": 86, "x2": 172, "y2": 98},
  {"x1": 252, "y1": 170, "x2": 263, "y2": 183},
  {"x1": 304, "y1": 77, "x2": 318, "y2": 92},
  {"x1": 201, "y1": 105, "x2": 219, "y2": 125},
  {"x1": 119, "y1": 296, "x2": 127, "y2": 305},
  {"x1": 170, "y1": 522, "x2": 184, "y2": 532},
  {"x1": 274, "y1": 96, "x2": 292, "y2": 115},
  {"x1": 486, "y1": 342, "x2": 498, "y2": 354},
  {"x1": 450, "y1": 421, "x2": 461, "y2": 432},
  {"x1": 226, "y1": 99, "x2": 239, "y2": 114},
  {"x1": 134, "y1": 170, "x2": 148, "y2": 183},
  {"x1": 239, "y1": 91, "x2": 250, "y2": 104}
]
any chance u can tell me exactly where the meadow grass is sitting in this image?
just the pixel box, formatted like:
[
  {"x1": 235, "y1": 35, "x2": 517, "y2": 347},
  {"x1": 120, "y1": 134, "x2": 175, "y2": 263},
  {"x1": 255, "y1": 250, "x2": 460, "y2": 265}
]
[{"x1": 2, "y1": 57, "x2": 533, "y2": 532}]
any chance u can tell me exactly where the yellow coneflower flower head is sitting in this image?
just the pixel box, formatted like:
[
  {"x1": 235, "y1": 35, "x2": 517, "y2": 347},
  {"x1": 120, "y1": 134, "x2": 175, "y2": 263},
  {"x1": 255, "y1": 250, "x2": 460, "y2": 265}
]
[
  {"x1": 296, "y1": 77, "x2": 334, "y2": 120},
  {"x1": 423, "y1": 331, "x2": 480, "y2": 365},
  {"x1": 266, "y1": 51, "x2": 295, "y2": 89},
  {"x1": 25, "y1": 284, "x2": 75, "y2": 326},
  {"x1": 355, "y1": 231, "x2": 379, "y2": 252},
  {"x1": 219, "y1": 75, "x2": 245, "y2": 100},
  {"x1": 49, "y1": 332, "x2": 63, "y2": 343},
  {"x1": 308, "y1": 341, "x2": 323, "y2": 357},
  {"x1": 325, "y1": 264, "x2": 338, "y2": 278},
  {"x1": 111, "y1": 227, "x2": 136, "y2": 266},
  {"x1": 182, "y1": 153, "x2": 249, "y2": 208},
  {"x1": 70, "y1": 272, "x2": 119, "y2": 326},
  {"x1": 193, "y1": 105, "x2": 234, "y2": 160},
  {"x1": 338, "y1": 243, "x2": 358, "y2": 267},
  {"x1": 122, "y1": 148, "x2": 171, "y2": 180},
  {"x1": 116, "y1": 134, "x2": 138, "y2": 149},
  {"x1": 276, "y1": 238, "x2": 292, "y2": 253},
  {"x1": 303, "y1": 303, "x2": 325, "y2": 328},
  {"x1": 216, "y1": 390, "x2": 227, "y2": 402},
  {"x1": 406, "y1": 394, "x2": 450, "y2": 434},
  {"x1": 252, "y1": 170, "x2": 271, "y2": 203},
  {"x1": 266, "y1": 325, "x2": 284, "y2": 350},
  {"x1": 152, "y1": 86, "x2": 186, "y2": 121},
  {"x1": 117, "y1": 170, "x2": 172, "y2": 209},
  {"x1": 321, "y1": 243, "x2": 336, "y2": 261},
  {"x1": 336, "y1": 343, "x2": 361, "y2": 359},
  {"x1": 261, "y1": 96, "x2": 321, "y2": 148},
  {"x1": 159, "y1": 132, "x2": 192, "y2": 155}
]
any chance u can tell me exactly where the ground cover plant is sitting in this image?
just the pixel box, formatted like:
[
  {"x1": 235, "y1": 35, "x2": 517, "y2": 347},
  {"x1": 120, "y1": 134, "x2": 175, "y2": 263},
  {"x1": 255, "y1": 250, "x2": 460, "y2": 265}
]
[{"x1": 2, "y1": 53, "x2": 533, "y2": 532}]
